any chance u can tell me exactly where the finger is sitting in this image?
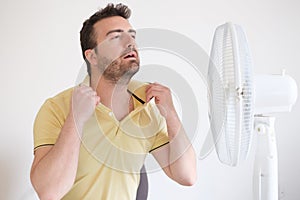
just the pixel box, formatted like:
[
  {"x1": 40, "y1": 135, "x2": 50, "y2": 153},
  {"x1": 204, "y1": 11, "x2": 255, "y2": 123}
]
[
  {"x1": 149, "y1": 82, "x2": 161, "y2": 85},
  {"x1": 151, "y1": 82, "x2": 167, "y2": 89},
  {"x1": 146, "y1": 94, "x2": 153, "y2": 103},
  {"x1": 146, "y1": 90, "x2": 164, "y2": 102},
  {"x1": 146, "y1": 83, "x2": 168, "y2": 93},
  {"x1": 77, "y1": 86, "x2": 95, "y2": 94},
  {"x1": 146, "y1": 86, "x2": 165, "y2": 98},
  {"x1": 146, "y1": 85, "x2": 163, "y2": 94},
  {"x1": 95, "y1": 96, "x2": 100, "y2": 106},
  {"x1": 87, "y1": 90, "x2": 97, "y2": 96},
  {"x1": 75, "y1": 84, "x2": 88, "y2": 91},
  {"x1": 146, "y1": 86, "x2": 156, "y2": 102},
  {"x1": 146, "y1": 89, "x2": 159, "y2": 101}
]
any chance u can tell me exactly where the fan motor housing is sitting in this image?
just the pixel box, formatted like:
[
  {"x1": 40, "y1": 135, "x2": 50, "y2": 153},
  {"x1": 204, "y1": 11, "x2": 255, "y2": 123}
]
[{"x1": 254, "y1": 74, "x2": 298, "y2": 114}]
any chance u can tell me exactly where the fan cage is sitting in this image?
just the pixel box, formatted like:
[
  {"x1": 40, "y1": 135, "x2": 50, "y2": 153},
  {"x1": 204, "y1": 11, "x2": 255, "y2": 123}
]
[{"x1": 208, "y1": 22, "x2": 254, "y2": 166}]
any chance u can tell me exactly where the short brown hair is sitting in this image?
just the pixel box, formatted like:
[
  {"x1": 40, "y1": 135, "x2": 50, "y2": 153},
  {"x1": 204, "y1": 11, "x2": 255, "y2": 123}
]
[{"x1": 80, "y1": 3, "x2": 131, "y2": 76}]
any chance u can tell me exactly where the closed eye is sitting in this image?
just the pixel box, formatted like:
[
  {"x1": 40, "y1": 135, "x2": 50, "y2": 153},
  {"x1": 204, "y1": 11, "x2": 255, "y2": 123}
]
[{"x1": 111, "y1": 35, "x2": 120, "y2": 39}]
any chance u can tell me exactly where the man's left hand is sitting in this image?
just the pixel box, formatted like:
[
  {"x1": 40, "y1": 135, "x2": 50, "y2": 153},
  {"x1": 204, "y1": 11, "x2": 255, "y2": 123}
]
[{"x1": 145, "y1": 83, "x2": 177, "y2": 120}]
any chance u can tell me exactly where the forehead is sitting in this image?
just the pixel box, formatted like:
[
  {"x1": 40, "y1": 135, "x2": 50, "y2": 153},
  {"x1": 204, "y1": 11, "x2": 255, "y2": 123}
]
[{"x1": 93, "y1": 16, "x2": 133, "y2": 44}]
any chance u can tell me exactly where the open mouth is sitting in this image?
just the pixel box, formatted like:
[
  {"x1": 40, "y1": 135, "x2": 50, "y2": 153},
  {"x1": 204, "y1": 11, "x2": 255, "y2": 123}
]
[{"x1": 123, "y1": 51, "x2": 137, "y2": 59}]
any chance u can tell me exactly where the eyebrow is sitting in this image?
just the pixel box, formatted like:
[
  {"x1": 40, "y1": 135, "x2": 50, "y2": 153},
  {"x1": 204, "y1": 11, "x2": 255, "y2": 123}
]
[{"x1": 106, "y1": 29, "x2": 136, "y2": 36}]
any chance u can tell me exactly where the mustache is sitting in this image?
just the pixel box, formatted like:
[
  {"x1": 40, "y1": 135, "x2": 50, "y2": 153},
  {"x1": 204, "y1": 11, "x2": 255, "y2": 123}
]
[{"x1": 120, "y1": 46, "x2": 138, "y2": 57}]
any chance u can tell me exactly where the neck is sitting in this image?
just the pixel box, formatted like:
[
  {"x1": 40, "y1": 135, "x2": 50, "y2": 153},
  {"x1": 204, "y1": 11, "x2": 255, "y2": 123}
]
[{"x1": 90, "y1": 74, "x2": 131, "y2": 110}]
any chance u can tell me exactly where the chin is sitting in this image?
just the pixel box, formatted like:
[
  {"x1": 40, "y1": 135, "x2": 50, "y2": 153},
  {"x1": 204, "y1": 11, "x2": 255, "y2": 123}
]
[
  {"x1": 128, "y1": 65, "x2": 139, "y2": 78},
  {"x1": 127, "y1": 60, "x2": 140, "y2": 73}
]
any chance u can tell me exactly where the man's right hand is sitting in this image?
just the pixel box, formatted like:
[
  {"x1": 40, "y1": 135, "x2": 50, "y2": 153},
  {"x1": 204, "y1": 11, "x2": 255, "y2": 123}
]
[
  {"x1": 70, "y1": 85, "x2": 100, "y2": 131},
  {"x1": 30, "y1": 85, "x2": 99, "y2": 200}
]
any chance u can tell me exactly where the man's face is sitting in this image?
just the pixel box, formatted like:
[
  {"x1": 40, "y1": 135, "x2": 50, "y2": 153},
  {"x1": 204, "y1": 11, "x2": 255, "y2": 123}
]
[{"x1": 93, "y1": 16, "x2": 140, "y2": 83}]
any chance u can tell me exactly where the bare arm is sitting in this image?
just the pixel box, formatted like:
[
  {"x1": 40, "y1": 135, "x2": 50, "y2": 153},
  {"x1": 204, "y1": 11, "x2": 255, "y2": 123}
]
[
  {"x1": 30, "y1": 85, "x2": 99, "y2": 200},
  {"x1": 146, "y1": 83, "x2": 197, "y2": 186}
]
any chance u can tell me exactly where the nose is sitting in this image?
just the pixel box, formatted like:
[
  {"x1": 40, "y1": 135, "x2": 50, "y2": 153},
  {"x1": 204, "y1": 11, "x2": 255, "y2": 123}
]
[
  {"x1": 127, "y1": 43, "x2": 135, "y2": 50},
  {"x1": 120, "y1": 32, "x2": 136, "y2": 49}
]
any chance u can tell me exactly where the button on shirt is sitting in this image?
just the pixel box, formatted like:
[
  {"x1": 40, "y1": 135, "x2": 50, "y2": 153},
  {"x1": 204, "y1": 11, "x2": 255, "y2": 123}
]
[{"x1": 33, "y1": 77, "x2": 169, "y2": 200}]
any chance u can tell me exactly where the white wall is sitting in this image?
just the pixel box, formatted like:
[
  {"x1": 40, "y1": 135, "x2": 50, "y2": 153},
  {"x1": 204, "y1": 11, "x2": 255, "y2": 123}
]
[{"x1": 1, "y1": 0, "x2": 299, "y2": 199}]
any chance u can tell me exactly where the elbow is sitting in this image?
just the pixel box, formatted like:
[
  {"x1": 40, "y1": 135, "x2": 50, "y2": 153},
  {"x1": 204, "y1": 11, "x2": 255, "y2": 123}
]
[
  {"x1": 176, "y1": 167, "x2": 197, "y2": 186},
  {"x1": 172, "y1": 171, "x2": 197, "y2": 186},
  {"x1": 31, "y1": 183, "x2": 63, "y2": 200},
  {"x1": 31, "y1": 182, "x2": 56, "y2": 200},
  {"x1": 185, "y1": 177, "x2": 197, "y2": 186},
  {"x1": 179, "y1": 174, "x2": 197, "y2": 186},
  {"x1": 187, "y1": 175, "x2": 197, "y2": 186},
  {"x1": 31, "y1": 183, "x2": 60, "y2": 200},
  {"x1": 169, "y1": 164, "x2": 197, "y2": 186},
  {"x1": 30, "y1": 171, "x2": 61, "y2": 200}
]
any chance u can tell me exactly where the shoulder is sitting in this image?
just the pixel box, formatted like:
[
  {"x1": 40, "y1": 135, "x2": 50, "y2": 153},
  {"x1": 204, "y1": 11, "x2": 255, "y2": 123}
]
[
  {"x1": 50, "y1": 87, "x2": 74, "y2": 106},
  {"x1": 37, "y1": 87, "x2": 74, "y2": 120},
  {"x1": 33, "y1": 88, "x2": 74, "y2": 149}
]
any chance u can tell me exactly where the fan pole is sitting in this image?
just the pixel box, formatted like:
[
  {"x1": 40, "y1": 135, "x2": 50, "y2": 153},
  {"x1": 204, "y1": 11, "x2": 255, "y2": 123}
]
[{"x1": 253, "y1": 116, "x2": 278, "y2": 200}]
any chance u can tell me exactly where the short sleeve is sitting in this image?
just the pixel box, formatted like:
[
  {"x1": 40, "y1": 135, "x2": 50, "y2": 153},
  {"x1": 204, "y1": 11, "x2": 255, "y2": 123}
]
[
  {"x1": 33, "y1": 99, "x2": 65, "y2": 151},
  {"x1": 149, "y1": 110, "x2": 169, "y2": 153}
]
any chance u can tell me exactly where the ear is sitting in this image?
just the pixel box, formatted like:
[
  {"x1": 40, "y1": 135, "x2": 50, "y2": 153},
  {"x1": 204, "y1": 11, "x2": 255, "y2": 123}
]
[{"x1": 84, "y1": 49, "x2": 98, "y2": 66}]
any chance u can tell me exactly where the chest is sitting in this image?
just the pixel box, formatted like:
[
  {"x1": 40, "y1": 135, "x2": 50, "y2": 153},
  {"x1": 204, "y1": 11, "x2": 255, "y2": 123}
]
[{"x1": 77, "y1": 107, "x2": 160, "y2": 175}]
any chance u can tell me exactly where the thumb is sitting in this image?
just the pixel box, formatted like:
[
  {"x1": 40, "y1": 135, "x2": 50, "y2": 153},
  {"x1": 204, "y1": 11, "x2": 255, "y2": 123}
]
[{"x1": 95, "y1": 96, "x2": 100, "y2": 106}]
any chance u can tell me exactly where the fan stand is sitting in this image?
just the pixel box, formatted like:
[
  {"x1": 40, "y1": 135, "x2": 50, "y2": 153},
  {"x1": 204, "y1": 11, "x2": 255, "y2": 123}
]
[{"x1": 253, "y1": 116, "x2": 278, "y2": 200}]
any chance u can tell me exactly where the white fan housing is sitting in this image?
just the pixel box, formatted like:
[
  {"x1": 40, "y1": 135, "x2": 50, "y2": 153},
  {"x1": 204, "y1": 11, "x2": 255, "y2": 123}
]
[{"x1": 207, "y1": 22, "x2": 298, "y2": 200}]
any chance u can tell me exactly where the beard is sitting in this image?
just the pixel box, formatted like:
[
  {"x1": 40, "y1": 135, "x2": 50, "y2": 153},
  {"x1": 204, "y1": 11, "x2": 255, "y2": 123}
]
[{"x1": 98, "y1": 55, "x2": 140, "y2": 85}]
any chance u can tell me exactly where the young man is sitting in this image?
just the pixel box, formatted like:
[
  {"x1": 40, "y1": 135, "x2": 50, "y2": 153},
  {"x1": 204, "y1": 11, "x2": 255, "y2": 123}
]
[{"x1": 30, "y1": 3, "x2": 196, "y2": 200}]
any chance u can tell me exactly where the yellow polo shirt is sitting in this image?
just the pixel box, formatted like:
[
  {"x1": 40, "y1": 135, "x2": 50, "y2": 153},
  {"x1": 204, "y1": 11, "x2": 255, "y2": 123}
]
[{"x1": 33, "y1": 78, "x2": 169, "y2": 200}]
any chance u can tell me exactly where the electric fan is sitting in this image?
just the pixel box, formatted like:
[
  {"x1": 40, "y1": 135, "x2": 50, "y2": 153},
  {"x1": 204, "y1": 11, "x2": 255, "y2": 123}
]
[{"x1": 206, "y1": 22, "x2": 298, "y2": 200}]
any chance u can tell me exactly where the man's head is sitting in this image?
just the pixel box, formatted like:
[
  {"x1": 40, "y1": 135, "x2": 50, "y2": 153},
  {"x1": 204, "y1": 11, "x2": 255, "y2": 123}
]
[{"x1": 80, "y1": 3, "x2": 140, "y2": 83}]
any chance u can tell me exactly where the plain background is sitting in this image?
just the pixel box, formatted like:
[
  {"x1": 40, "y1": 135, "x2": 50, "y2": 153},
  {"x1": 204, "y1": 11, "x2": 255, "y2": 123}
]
[{"x1": 1, "y1": 0, "x2": 299, "y2": 199}]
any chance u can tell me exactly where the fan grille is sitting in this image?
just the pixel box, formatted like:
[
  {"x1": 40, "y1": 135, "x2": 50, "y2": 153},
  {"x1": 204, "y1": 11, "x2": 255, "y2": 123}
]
[{"x1": 208, "y1": 23, "x2": 254, "y2": 166}]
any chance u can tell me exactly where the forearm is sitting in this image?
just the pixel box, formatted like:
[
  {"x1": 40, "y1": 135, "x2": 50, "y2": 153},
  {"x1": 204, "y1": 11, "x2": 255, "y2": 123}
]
[
  {"x1": 31, "y1": 113, "x2": 82, "y2": 199},
  {"x1": 145, "y1": 83, "x2": 197, "y2": 185},
  {"x1": 166, "y1": 113, "x2": 197, "y2": 185}
]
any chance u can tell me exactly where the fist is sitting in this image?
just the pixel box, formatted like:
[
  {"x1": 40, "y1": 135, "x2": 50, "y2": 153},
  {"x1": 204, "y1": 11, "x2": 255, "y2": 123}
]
[{"x1": 71, "y1": 85, "x2": 100, "y2": 128}]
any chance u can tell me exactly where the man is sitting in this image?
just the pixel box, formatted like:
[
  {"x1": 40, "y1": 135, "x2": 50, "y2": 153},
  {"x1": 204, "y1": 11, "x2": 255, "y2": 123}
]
[{"x1": 30, "y1": 3, "x2": 196, "y2": 200}]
